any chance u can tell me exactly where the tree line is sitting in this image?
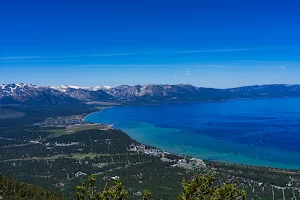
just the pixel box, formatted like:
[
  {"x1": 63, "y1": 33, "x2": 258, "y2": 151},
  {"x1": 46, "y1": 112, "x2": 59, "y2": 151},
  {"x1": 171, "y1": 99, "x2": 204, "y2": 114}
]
[
  {"x1": 0, "y1": 173, "x2": 246, "y2": 200},
  {"x1": 75, "y1": 173, "x2": 246, "y2": 200}
]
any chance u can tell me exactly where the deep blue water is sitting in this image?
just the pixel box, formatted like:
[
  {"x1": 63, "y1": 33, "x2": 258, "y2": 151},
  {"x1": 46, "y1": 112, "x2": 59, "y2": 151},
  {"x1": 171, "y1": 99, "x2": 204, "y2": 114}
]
[{"x1": 85, "y1": 98, "x2": 300, "y2": 169}]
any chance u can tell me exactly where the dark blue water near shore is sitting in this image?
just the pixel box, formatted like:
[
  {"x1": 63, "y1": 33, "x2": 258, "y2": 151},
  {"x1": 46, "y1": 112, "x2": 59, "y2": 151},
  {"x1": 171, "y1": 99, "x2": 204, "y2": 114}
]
[{"x1": 85, "y1": 98, "x2": 300, "y2": 169}]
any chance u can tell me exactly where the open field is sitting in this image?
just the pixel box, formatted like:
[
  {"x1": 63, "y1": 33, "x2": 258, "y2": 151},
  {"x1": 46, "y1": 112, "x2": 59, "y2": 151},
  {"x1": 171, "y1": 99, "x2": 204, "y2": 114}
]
[{"x1": 46, "y1": 124, "x2": 111, "y2": 138}]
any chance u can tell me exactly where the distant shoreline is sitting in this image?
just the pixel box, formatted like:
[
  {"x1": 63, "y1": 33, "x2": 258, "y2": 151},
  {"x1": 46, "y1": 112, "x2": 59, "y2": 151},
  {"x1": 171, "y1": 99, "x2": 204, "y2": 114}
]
[
  {"x1": 93, "y1": 96, "x2": 300, "y2": 107},
  {"x1": 83, "y1": 106, "x2": 116, "y2": 121}
]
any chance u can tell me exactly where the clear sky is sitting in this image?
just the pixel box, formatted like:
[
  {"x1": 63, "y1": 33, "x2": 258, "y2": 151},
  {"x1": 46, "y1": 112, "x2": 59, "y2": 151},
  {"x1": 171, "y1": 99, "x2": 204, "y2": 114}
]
[{"x1": 1, "y1": 0, "x2": 300, "y2": 88}]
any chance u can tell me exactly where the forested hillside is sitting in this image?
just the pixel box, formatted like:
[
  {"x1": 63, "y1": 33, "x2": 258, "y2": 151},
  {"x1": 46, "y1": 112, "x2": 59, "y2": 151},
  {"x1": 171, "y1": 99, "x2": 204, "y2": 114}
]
[{"x1": 0, "y1": 176, "x2": 63, "y2": 200}]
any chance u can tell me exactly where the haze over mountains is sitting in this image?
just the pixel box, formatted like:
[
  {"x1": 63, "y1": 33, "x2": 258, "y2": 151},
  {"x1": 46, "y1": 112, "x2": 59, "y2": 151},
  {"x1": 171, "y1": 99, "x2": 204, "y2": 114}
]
[{"x1": 1, "y1": 83, "x2": 300, "y2": 105}]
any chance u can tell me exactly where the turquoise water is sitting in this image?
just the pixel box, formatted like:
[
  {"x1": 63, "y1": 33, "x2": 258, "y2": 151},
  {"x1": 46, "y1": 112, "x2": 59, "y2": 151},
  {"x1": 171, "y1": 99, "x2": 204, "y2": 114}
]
[{"x1": 85, "y1": 98, "x2": 300, "y2": 169}]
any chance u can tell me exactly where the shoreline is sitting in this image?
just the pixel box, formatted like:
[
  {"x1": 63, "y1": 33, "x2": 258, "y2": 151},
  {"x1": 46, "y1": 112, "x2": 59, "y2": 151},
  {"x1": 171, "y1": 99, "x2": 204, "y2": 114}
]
[
  {"x1": 84, "y1": 117, "x2": 300, "y2": 171},
  {"x1": 121, "y1": 123, "x2": 300, "y2": 170},
  {"x1": 83, "y1": 102, "x2": 300, "y2": 171},
  {"x1": 89, "y1": 96, "x2": 300, "y2": 108},
  {"x1": 83, "y1": 106, "x2": 116, "y2": 121}
]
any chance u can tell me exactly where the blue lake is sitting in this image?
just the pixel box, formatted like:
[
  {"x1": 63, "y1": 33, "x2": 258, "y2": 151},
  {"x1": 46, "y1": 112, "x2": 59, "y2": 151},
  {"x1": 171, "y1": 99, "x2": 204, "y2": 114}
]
[{"x1": 85, "y1": 98, "x2": 300, "y2": 169}]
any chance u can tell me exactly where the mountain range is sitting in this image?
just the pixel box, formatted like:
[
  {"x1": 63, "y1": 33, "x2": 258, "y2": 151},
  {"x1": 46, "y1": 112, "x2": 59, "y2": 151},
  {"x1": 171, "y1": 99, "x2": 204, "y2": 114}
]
[{"x1": 1, "y1": 83, "x2": 300, "y2": 105}]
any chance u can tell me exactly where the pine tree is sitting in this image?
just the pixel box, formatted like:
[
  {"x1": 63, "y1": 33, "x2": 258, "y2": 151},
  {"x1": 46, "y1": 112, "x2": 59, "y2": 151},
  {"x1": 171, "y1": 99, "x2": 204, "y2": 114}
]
[{"x1": 178, "y1": 173, "x2": 247, "y2": 200}]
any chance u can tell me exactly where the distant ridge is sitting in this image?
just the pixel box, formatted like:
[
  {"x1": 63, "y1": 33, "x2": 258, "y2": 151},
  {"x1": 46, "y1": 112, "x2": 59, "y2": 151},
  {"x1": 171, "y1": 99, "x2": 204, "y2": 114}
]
[{"x1": 1, "y1": 83, "x2": 300, "y2": 105}]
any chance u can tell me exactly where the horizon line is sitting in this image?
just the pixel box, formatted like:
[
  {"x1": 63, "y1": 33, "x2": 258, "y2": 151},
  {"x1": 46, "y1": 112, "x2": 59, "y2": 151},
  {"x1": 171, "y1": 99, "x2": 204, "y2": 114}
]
[{"x1": 1, "y1": 82, "x2": 298, "y2": 90}]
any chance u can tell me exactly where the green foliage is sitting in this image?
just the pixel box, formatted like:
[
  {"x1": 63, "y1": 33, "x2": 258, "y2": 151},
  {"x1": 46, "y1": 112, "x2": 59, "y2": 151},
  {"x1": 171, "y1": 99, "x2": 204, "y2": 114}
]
[
  {"x1": 0, "y1": 176, "x2": 63, "y2": 200},
  {"x1": 76, "y1": 174, "x2": 247, "y2": 200},
  {"x1": 76, "y1": 175, "x2": 129, "y2": 200},
  {"x1": 76, "y1": 182, "x2": 86, "y2": 200},
  {"x1": 141, "y1": 190, "x2": 151, "y2": 200},
  {"x1": 178, "y1": 173, "x2": 247, "y2": 200}
]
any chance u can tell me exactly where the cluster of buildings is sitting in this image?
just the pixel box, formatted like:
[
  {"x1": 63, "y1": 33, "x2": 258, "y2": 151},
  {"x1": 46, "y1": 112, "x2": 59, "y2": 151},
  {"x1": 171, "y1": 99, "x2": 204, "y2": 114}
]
[
  {"x1": 128, "y1": 144, "x2": 165, "y2": 157},
  {"x1": 53, "y1": 142, "x2": 80, "y2": 147},
  {"x1": 128, "y1": 143, "x2": 206, "y2": 170},
  {"x1": 37, "y1": 116, "x2": 86, "y2": 127},
  {"x1": 171, "y1": 158, "x2": 206, "y2": 170}
]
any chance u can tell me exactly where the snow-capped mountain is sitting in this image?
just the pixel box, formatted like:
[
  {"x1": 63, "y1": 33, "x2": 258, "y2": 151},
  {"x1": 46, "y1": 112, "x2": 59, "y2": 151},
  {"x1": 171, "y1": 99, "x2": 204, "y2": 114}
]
[
  {"x1": 51, "y1": 85, "x2": 114, "y2": 101},
  {"x1": 51, "y1": 85, "x2": 112, "y2": 92},
  {"x1": 50, "y1": 85, "x2": 87, "y2": 93},
  {"x1": 0, "y1": 83, "x2": 80, "y2": 104},
  {"x1": 2, "y1": 83, "x2": 300, "y2": 105},
  {"x1": 106, "y1": 84, "x2": 224, "y2": 103},
  {"x1": 0, "y1": 84, "x2": 114, "y2": 104},
  {"x1": 88, "y1": 86, "x2": 112, "y2": 91}
]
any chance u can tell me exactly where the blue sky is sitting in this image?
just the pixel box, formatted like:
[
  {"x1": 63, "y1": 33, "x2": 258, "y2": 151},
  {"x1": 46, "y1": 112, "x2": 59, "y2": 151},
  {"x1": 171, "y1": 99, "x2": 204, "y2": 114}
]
[{"x1": 1, "y1": 0, "x2": 300, "y2": 88}]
